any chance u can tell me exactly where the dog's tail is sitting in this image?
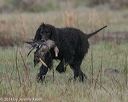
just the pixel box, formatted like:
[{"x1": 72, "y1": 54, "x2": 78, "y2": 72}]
[{"x1": 86, "y1": 25, "x2": 107, "y2": 39}]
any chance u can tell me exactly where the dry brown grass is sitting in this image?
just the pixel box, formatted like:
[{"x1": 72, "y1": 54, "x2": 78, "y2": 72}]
[
  {"x1": 0, "y1": 6, "x2": 128, "y2": 102},
  {"x1": 0, "y1": 8, "x2": 128, "y2": 46},
  {"x1": 0, "y1": 42, "x2": 128, "y2": 102},
  {"x1": 88, "y1": 0, "x2": 128, "y2": 9}
]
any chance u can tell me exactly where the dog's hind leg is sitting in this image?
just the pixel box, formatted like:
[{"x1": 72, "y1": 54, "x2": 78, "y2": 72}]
[{"x1": 69, "y1": 60, "x2": 87, "y2": 82}]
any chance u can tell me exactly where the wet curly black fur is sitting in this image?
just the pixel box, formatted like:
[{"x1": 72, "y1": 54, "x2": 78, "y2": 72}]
[{"x1": 34, "y1": 23, "x2": 107, "y2": 82}]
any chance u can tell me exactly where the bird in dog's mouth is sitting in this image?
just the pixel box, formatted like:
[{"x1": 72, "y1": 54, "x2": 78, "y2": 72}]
[{"x1": 26, "y1": 39, "x2": 59, "y2": 67}]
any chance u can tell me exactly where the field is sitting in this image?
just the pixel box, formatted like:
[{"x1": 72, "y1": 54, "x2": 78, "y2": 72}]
[
  {"x1": 0, "y1": 42, "x2": 128, "y2": 102},
  {"x1": 0, "y1": 5, "x2": 128, "y2": 102}
]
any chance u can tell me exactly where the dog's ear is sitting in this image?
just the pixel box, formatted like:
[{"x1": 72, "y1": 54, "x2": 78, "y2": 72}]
[
  {"x1": 50, "y1": 26, "x2": 58, "y2": 41},
  {"x1": 34, "y1": 27, "x2": 42, "y2": 41}
]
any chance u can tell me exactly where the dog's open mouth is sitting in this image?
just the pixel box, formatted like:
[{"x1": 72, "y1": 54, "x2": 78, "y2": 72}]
[{"x1": 26, "y1": 39, "x2": 59, "y2": 67}]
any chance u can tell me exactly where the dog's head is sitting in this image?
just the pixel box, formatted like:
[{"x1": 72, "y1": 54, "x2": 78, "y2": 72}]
[{"x1": 34, "y1": 23, "x2": 56, "y2": 41}]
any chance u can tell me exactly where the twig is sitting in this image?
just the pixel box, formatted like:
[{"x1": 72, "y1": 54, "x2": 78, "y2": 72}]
[
  {"x1": 94, "y1": 69, "x2": 101, "y2": 89},
  {"x1": 90, "y1": 47, "x2": 94, "y2": 84},
  {"x1": 53, "y1": 67, "x2": 55, "y2": 82},
  {"x1": 15, "y1": 47, "x2": 22, "y2": 87},
  {"x1": 91, "y1": 78, "x2": 111, "y2": 96},
  {"x1": 100, "y1": 55, "x2": 103, "y2": 89},
  {"x1": 124, "y1": 53, "x2": 128, "y2": 87},
  {"x1": 19, "y1": 49, "x2": 31, "y2": 86},
  {"x1": 5, "y1": 68, "x2": 15, "y2": 97}
]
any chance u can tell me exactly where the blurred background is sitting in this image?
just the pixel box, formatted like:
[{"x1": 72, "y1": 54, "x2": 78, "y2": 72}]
[
  {"x1": 0, "y1": 0, "x2": 128, "y2": 46},
  {"x1": 0, "y1": 1, "x2": 128, "y2": 100},
  {"x1": 0, "y1": 0, "x2": 128, "y2": 12}
]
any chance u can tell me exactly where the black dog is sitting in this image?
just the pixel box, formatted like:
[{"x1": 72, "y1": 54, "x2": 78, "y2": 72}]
[{"x1": 34, "y1": 23, "x2": 107, "y2": 82}]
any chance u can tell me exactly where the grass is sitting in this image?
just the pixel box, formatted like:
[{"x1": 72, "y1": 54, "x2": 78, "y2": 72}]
[
  {"x1": 0, "y1": 6, "x2": 128, "y2": 102},
  {"x1": 0, "y1": 8, "x2": 128, "y2": 46},
  {"x1": 0, "y1": 8, "x2": 128, "y2": 36},
  {"x1": 0, "y1": 42, "x2": 128, "y2": 102}
]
